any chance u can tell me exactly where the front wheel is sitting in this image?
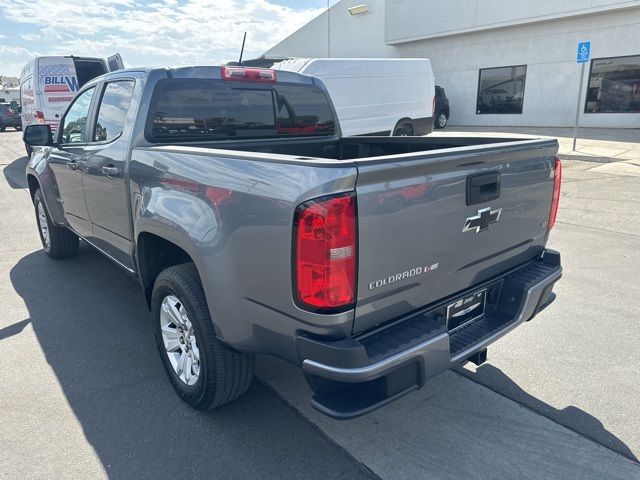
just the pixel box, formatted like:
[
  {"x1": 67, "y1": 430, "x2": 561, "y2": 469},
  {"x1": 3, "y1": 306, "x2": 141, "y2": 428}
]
[
  {"x1": 152, "y1": 263, "x2": 254, "y2": 410},
  {"x1": 33, "y1": 189, "x2": 79, "y2": 259}
]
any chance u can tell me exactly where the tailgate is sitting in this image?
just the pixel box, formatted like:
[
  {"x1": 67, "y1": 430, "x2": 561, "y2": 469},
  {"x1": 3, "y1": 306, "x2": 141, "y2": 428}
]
[{"x1": 353, "y1": 139, "x2": 558, "y2": 334}]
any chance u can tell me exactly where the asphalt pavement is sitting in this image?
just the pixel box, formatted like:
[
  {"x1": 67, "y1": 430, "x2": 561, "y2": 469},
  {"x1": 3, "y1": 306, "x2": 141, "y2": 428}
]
[
  {"x1": 1, "y1": 129, "x2": 639, "y2": 479},
  {"x1": 0, "y1": 131, "x2": 375, "y2": 480}
]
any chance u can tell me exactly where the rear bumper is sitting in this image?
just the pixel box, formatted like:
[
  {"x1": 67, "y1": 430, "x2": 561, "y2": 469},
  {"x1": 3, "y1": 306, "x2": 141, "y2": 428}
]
[
  {"x1": 2, "y1": 117, "x2": 21, "y2": 127},
  {"x1": 298, "y1": 249, "x2": 562, "y2": 419}
]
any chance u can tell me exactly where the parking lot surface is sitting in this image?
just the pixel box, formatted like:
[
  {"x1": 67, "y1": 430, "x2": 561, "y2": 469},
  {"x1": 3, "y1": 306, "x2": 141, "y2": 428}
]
[{"x1": 1, "y1": 130, "x2": 639, "y2": 479}]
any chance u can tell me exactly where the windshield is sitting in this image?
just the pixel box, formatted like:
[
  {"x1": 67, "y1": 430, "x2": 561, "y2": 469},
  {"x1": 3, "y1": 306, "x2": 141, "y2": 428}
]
[{"x1": 147, "y1": 78, "x2": 336, "y2": 143}]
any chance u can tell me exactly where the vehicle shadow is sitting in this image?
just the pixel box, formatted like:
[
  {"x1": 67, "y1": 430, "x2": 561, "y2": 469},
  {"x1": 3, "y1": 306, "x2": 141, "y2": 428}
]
[
  {"x1": 3, "y1": 155, "x2": 29, "y2": 189},
  {"x1": 9, "y1": 247, "x2": 373, "y2": 480},
  {"x1": 458, "y1": 363, "x2": 638, "y2": 462}
]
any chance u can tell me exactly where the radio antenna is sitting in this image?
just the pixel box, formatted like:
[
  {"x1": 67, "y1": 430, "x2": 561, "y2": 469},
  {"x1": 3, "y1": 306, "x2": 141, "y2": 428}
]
[{"x1": 238, "y1": 32, "x2": 247, "y2": 64}]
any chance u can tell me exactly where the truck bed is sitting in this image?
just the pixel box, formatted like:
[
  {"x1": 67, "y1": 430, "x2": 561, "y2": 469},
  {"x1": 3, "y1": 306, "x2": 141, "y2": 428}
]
[{"x1": 167, "y1": 135, "x2": 551, "y2": 162}]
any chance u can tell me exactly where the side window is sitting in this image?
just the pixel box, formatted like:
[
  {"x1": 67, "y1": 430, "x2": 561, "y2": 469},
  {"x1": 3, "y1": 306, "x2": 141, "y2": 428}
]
[
  {"x1": 60, "y1": 87, "x2": 95, "y2": 144},
  {"x1": 94, "y1": 81, "x2": 135, "y2": 142}
]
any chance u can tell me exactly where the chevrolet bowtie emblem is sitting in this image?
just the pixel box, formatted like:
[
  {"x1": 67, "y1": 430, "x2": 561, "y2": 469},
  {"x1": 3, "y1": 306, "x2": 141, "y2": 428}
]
[{"x1": 463, "y1": 207, "x2": 502, "y2": 233}]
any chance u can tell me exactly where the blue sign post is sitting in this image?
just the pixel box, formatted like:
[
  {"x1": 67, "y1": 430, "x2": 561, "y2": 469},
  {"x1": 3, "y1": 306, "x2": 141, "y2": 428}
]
[{"x1": 573, "y1": 41, "x2": 591, "y2": 150}]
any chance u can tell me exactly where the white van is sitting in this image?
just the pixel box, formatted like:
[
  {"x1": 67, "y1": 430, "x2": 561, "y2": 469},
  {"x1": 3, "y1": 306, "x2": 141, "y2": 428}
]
[
  {"x1": 271, "y1": 58, "x2": 435, "y2": 137},
  {"x1": 19, "y1": 56, "x2": 113, "y2": 152}
]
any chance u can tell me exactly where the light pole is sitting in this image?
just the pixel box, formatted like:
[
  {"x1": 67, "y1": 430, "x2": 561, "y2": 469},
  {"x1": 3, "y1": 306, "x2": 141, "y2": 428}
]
[{"x1": 327, "y1": 0, "x2": 331, "y2": 58}]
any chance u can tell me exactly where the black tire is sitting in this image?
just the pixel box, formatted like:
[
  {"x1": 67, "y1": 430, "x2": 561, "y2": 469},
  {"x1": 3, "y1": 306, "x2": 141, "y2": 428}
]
[
  {"x1": 33, "y1": 189, "x2": 79, "y2": 259},
  {"x1": 393, "y1": 122, "x2": 414, "y2": 136},
  {"x1": 14, "y1": 125, "x2": 22, "y2": 131},
  {"x1": 435, "y1": 112, "x2": 448, "y2": 129},
  {"x1": 25, "y1": 143, "x2": 33, "y2": 157},
  {"x1": 0, "y1": 121, "x2": 5, "y2": 132},
  {"x1": 152, "y1": 263, "x2": 254, "y2": 410}
]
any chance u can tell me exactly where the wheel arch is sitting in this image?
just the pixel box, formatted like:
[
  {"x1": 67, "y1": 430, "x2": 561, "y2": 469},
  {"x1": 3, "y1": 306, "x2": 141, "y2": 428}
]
[
  {"x1": 27, "y1": 173, "x2": 59, "y2": 222},
  {"x1": 27, "y1": 173, "x2": 39, "y2": 201},
  {"x1": 136, "y1": 231, "x2": 202, "y2": 308},
  {"x1": 392, "y1": 117, "x2": 414, "y2": 136}
]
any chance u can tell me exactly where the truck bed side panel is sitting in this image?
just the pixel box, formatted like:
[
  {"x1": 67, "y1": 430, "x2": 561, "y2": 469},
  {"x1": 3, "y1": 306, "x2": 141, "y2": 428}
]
[{"x1": 129, "y1": 147, "x2": 359, "y2": 361}]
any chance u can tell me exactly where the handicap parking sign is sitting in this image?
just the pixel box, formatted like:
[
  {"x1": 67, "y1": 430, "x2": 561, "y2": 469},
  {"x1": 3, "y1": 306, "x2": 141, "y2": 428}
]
[{"x1": 577, "y1": 41, "x2": 591, "y2": 63}]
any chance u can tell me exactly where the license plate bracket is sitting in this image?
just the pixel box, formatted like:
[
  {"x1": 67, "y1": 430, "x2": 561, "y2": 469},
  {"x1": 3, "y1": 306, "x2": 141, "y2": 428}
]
[{"x1": 446, "y1": 289, "x2": 486, "y2": 333}]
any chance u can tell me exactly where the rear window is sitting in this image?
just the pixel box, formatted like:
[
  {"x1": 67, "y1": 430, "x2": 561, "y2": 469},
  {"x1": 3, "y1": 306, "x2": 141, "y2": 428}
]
[
  {"x1": 74, "y1": 60, "x2": 107, "y2": 87},
  {"x1": 147, "y1": 78, "x2": 336, "y2": 143}
]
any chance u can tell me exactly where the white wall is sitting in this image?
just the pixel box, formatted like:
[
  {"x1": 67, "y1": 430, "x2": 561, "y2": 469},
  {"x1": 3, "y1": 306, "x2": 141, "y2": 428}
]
[
  {"x1": 265, "y1": 0, "x2": 395, "y2": 59},
  {"x1": 386, "y1": 0, "x2": 640, "y2": 43},
  {"x1": 397, "y1": 8, "x2": 640, "y2": 127},
  {"x1": 266, "y1": 1, "x2": 640, "y2": 128}
]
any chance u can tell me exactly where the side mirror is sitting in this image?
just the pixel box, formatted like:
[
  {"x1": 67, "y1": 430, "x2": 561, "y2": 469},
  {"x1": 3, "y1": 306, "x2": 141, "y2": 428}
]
[{"x1": 23, "y1": 124, "x2": 54, "y2": 147}]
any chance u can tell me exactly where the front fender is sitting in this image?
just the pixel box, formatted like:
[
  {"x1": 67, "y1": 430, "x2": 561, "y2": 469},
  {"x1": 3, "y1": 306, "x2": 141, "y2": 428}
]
[{"x1": 26, "y1": 147, "x2": 66, "y2": 226}]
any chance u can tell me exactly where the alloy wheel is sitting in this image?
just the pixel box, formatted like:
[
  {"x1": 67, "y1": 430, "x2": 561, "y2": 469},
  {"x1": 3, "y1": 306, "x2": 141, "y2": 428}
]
[
  {"x1": 37, "y1": 201, "x2": 50, "y2": 249},
  {"x1": 160, "y1": 295, "x2": 201, "y2": 386}
]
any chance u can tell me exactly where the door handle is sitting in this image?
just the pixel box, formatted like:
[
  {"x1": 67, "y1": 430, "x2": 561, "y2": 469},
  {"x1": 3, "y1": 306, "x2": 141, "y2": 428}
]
[
  {"x1": 66, "y1": 160, "x2": 79, "y2": 170},
  {"x1": 466, "y1": 172, "x2": 501, "y2": 205},
  {"x1": 101, "y1": 166, "x2": 120, "y2": 178}
]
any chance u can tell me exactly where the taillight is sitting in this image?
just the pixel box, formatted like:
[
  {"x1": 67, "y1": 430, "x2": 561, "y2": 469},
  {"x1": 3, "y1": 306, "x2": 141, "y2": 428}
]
[
  {"x1": 35, "y1": 111, "x2": 45, "y2": 124},
  {"x1": 294, "y1": 193, "x2": 357, "y2": 311},
  {"x1": 221, "y1": 66, "x2": 276, "y2": 83},
  {"x1": 548, "y1": 156, "x2": 562, "y2": 230}
]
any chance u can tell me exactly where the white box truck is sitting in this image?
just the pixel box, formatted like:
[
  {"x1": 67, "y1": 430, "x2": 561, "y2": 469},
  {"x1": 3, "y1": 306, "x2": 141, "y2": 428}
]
[
  {"x1": 272, "y1": 58, "x2": 435, "y2": 137},
  {"x1": 19, "y1": 56, "x2": 114, "y2": 154}
]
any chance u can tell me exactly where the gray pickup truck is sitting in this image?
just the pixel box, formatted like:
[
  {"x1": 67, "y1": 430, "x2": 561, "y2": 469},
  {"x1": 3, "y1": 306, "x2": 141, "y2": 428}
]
[{"x1": 23, "y1": 65, "x2": 562, "y2": 419}]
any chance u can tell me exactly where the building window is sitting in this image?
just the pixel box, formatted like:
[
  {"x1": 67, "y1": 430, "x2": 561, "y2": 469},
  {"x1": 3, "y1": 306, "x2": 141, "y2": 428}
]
[
  {"x1": 585, "y1": 55, "x2": 640, "y2": 113},
  {"x1": 476, "y1": 65, "x2": 527, "y2": 114}
]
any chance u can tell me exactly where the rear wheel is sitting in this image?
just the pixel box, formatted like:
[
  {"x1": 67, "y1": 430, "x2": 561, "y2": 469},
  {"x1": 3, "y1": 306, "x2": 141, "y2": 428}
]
[
  {"x1": 435, "y1": 112, "x2": 448, "y2": 129},
  {"x1": 393, "y1": 122, "x2": 414, "y2": 136},
  {"x1": 33, "y1": 189, "x2": 79, "y2": 259},
  {"x1": 152, "y1": 263, "x2": 254, "y2": 410}
]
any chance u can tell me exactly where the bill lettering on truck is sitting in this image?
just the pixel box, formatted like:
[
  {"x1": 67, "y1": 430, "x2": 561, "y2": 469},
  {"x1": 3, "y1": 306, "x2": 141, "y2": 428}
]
[
  {"x1": 368, "y1": 263, "x2": 439, "y2": 290},
  {"x1": 40, "y1": 64, "x2": 79, "y2": 103}
]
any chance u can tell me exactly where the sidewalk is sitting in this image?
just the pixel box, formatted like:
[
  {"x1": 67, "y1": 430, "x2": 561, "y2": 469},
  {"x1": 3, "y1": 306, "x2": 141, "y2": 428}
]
[{"x1": 432, "y1": 126, "x2": 640, "y2": 162}]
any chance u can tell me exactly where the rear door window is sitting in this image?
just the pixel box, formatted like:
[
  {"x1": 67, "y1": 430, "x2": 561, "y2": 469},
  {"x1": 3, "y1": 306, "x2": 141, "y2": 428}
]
[
  {"x1": 94, "y1": 80, "x2": 135, "y2": 142},
  {"x1": 74, "y1": 60, "x2": 107, "y2": 87}
]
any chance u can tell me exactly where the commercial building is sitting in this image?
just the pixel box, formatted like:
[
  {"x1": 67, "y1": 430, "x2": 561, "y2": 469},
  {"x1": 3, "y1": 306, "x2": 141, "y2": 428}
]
[
  {"x1": 264, "y1": 0, "x2": 640, "y2": 129},
  {"x1": 0, "y1": 86, "x2": 20, "y2": 104}
]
